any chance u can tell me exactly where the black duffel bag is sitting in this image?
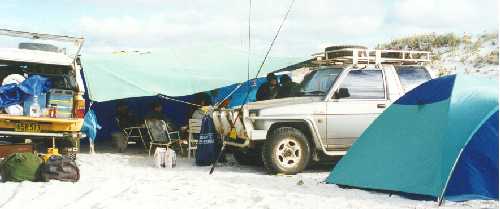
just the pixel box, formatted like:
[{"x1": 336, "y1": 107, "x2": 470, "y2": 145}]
[{"x1": 39, "y1": 155, "x2": 80, "y2": 182}]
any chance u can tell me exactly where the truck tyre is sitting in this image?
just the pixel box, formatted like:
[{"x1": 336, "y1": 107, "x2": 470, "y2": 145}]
[
  {"x1": 262, "y1": 127, "x2": 311, "y2": 175},
  {"x1": 233, "y1": 149, "x2": 262, "y2": 166},
  {"x1": 58, "y1": 137, "x2": 80, "y2": 160}
]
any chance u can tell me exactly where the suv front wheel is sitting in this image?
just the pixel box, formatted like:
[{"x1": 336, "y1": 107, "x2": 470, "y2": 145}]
[{"x1": 262, "y1": 127, "x2": 311, "y2": 175}]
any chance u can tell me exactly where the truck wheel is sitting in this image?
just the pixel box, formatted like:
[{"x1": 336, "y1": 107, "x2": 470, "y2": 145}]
[
  {"x1": 58, "y1": 137, "x2": 79, "y2": 160},
  {"x1": 233, "y1": 149, "x2": 262, "y2": 166},
  {"x1": 262, "y1": 127, "x2": 311, "y2": 175}
]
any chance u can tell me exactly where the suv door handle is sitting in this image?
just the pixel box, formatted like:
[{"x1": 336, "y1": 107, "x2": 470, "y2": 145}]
[{"x1": 377, "y1": 104, "x2": 386, "y2": 109}]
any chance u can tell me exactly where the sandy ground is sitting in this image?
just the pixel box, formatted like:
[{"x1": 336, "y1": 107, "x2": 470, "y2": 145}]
[{"x1": 0, "y1": 146, "x2": 497, "y2": 209}]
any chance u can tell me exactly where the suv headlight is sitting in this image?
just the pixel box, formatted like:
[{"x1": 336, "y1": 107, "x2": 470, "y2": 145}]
[{"x1": 249, "y1": 110, "x2": 259, "y2": 118}]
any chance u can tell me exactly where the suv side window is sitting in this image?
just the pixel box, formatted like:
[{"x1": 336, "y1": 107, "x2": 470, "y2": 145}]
[
  {"x1": 337, "y1": 69, "x2": 385, "y2": 99},
  {"x1": 300, "y1": 68, "x2": 343, "y2": 96},
  {"x1": 395, "y1": 66, "x2": 431, "y2": 92}
]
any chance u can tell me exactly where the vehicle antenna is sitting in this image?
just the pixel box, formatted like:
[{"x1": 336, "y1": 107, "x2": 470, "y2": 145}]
[
  {"x1": 247, "y1": 0, "x2": 252, "y2": 82},
  {"x1": 210, "y1": 0, "x2": 296, "y2": 175}
]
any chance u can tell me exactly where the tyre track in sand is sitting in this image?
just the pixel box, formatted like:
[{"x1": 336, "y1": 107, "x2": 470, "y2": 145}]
[{"x1": 0, "y1": 184, "x2": 22, "y2": 208}]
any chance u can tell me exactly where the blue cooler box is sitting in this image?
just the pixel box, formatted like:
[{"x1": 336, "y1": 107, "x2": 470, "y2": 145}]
[{"x1": 47, "y1": 89, "x2": 74, "y2": 118}]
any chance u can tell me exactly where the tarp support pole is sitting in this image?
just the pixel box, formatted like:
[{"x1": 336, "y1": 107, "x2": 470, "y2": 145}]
[{"x1": 214, "y1": 83, "x2": 243, "y2": 107}]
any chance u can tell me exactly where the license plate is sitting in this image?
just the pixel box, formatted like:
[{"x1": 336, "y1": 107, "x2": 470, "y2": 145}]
[{"x1": 15, "y1": 122, "x2": 41, "y2": 133}]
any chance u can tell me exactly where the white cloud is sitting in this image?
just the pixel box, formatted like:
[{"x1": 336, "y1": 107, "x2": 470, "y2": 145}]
[
  {"x1": 75, "y1": 0, "x2": 498, "y2": 56},
  {"x1": 393, "y1": 0, "x2": 497, "y2": 30},
  {"x1": 78, "y1": 0, "x2": 390, "y2": 56}
]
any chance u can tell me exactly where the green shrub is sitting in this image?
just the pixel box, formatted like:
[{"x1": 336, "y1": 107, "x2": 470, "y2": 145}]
[{"x1": 379, "y1": 33, "x2": 462, "y2": 50}]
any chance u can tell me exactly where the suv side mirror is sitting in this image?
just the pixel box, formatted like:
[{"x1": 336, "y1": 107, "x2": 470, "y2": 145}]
[{"x1": 334, "y1": 88, "x2": 350, "y2": 99}]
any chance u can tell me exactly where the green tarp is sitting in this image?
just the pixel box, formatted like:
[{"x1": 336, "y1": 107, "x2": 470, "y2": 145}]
[{"x1": 82, "y1": 45, "x2": 304, "y2": 102}]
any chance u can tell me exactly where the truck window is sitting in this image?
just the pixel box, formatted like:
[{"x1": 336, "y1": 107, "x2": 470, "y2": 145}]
[
  {"x1": 395, "y1": 66, "x2": 431, "y2": 92},
  {"x1": 300, "y1": 68, "x2": 342, "y2": 96},
  {"x1": 338, "y1": 69, "x2": 385, "y2": 99},
  {"x1": 0, "y1": 61, "x2": 77, "y2": 90}
]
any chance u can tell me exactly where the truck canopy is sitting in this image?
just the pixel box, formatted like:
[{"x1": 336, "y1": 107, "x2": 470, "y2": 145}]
[{"x1": 0, "y1": 48, "x2": 74, "y2": 66}]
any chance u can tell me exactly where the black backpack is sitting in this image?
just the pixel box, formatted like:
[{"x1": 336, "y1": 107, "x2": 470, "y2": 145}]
[{"x1": 39, "y1": 155, "x2": 80, "y2": 182}]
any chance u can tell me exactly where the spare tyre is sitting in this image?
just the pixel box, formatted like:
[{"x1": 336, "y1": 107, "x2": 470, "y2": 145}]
[{"x1": 324, "y1": 45, "x2": 368, "y2": 60}]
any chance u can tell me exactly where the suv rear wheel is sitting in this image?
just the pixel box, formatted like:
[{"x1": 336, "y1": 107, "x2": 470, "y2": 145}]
[{"x1": 262, "y1": 127, "x2": 311, "y2": 175}]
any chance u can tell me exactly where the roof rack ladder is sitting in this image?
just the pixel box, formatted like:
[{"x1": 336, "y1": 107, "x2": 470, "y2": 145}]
[
  {"x1": 352, "y1": 48, "x2": 358, "y2": 65},
  {"x1": 375, "y1": 50, "x2": 381, "y2": 65}
]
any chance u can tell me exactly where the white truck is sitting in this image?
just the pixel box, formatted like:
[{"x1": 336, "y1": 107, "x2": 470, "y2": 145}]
[
  {"x1": 212, "y1": 46, "x2": 436, "y2": 174},
  {"x1": 0, "y1": 29, "x2": 86, "y2": 159}
]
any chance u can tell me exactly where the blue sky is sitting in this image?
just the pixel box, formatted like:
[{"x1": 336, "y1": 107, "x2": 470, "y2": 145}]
[{"x1": 0, "y1": 0, "x2": 498, "y2": 57}]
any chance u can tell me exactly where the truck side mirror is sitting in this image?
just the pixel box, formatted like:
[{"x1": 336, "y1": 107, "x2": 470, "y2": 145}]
[{"x1": 334, "y1": 88, "x2": 350, "y2": 99}]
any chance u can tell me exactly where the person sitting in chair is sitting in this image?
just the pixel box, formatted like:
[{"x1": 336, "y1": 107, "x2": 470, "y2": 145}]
[
  {"x1": 112, "y1": 101, "x2": 141, "y2": 152},
  {"x1": 145, "y1": 101, "x2": 189, "y2": 156},
  {"x1": 191, "y1": 93, "x2": 212, "y2": 120},
  {"x1": 115, "y1": 101, "x2": 141, "y2": 129},
  {"x1": 145, "y1": 101, "x2": 182, "y2": 133}
]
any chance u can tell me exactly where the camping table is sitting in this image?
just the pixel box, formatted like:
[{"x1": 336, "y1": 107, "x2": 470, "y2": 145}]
[{"x1": 123, "y1": 125, "x2": 148, "y2": 148}]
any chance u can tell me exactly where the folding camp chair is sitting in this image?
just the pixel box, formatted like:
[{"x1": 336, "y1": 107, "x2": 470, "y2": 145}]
[
  {"x1": 187, "y1": 118, "x2": 202, "y2": 160},
  {"x1": 144, "y1": 119, "x2": 184, "y2": 157},
  {"x1": 115, "y1": 118, "x2": 147, "y2": 151}
]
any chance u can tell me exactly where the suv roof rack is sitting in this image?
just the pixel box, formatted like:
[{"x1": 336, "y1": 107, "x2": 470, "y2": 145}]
[{"x1": 312, "y1": 47, "x2": 431, "y2": 65}]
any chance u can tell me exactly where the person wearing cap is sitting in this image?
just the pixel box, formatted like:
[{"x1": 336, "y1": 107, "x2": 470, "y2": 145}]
[
  {"x1": 256, "y1": 73, "x2": 279, "y2": 101},
  {"x1": 277, "y1": 74, "x2": 300, "y2": 99}
]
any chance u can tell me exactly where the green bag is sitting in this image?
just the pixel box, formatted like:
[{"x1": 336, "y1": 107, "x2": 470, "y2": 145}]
[{"x1": 0, "y1": 152, "x2": 42, "y2": 182}]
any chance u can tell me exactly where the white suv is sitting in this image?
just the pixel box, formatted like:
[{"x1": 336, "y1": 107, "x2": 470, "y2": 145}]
[{"x1": 212, "y1": 47, "x2": 435, "y2": 174}]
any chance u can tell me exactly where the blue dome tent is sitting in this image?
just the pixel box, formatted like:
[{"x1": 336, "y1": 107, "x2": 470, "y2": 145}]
[{"x1": 326, "y1": 74, "x2": 498, "y2": 203}]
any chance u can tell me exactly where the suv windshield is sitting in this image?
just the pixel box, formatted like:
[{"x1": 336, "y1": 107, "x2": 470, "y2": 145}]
[{"x1": 299, "y1": 68, "x2": 342, "y2": 96}]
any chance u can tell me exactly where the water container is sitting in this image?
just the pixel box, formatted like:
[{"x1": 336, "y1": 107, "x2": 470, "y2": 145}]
[{"x1": 29, "y1": 96, "x2": 41, "y2": 118}]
